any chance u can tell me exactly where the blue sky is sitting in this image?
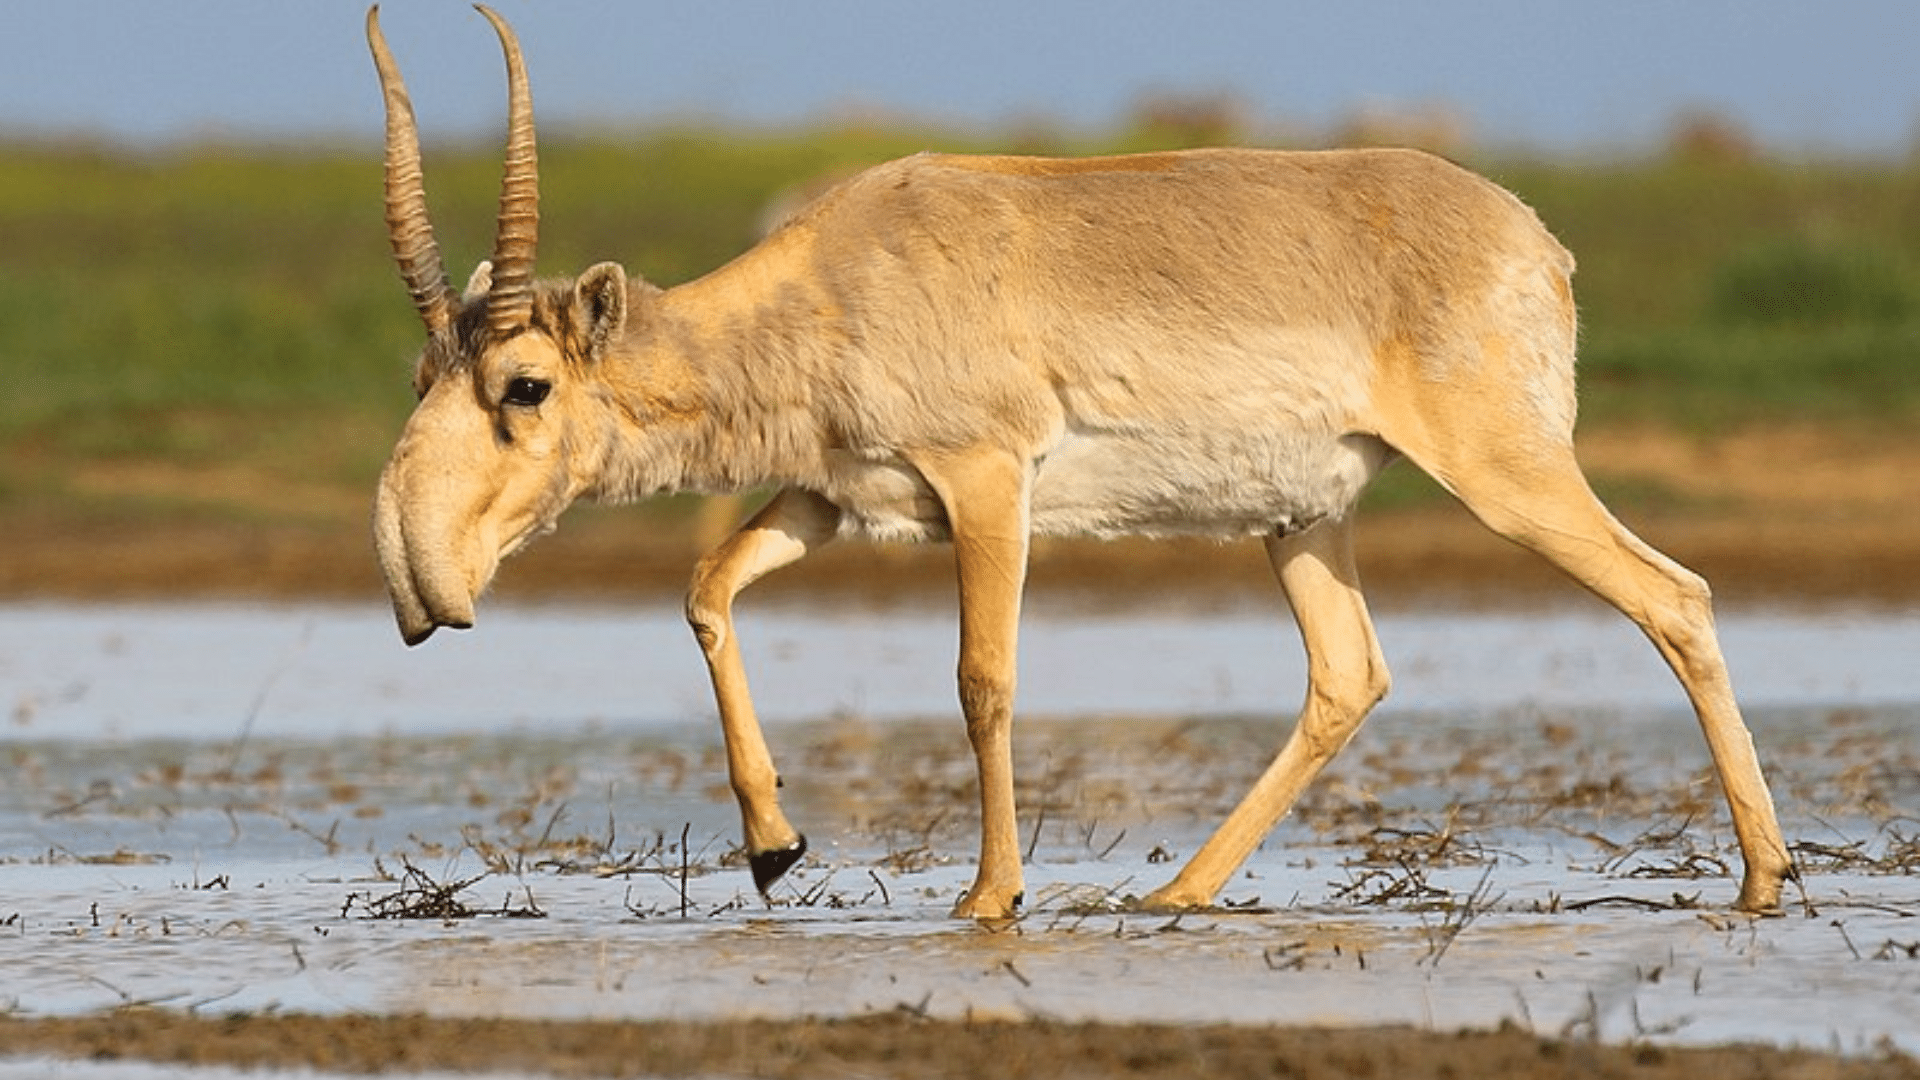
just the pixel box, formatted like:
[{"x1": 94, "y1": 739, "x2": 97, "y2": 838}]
[{"x1": 5, "y1": 1, "x2": 1918, "y2": 156}]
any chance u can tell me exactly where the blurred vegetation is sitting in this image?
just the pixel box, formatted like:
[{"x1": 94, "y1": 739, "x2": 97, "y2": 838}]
[
  {"x1": 1494, "y1": 155, "x2": 1920, "y2": 431},
  {"x1": 1, "y1": 120, "x2": 1917, "y2": 529}
]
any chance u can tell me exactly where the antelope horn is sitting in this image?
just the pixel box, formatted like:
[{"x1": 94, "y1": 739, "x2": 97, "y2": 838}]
[
  {"x1": 366, "y1": 6, "x2": 457, "y2": 335},
  {"x1": 475, "y1": 4, "x2": 539, "y2": 338}
]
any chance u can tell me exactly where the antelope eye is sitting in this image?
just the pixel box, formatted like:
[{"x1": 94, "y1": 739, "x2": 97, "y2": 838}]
[{"x1": 503, "y1": 376, "x2": 551, "y2": 407}]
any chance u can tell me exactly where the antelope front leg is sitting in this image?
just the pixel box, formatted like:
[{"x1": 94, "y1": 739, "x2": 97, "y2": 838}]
[
  {"x1": 684, "y1": 488, "x2": 841, "y2": 896},
  {"x1": 914, "y1": 447, "x2": 1032, "y2": 920}
]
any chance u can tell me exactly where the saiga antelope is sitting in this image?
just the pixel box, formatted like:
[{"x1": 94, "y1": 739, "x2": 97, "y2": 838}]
[{"x1": 367, "y1": 6, "x2": 1794, "y2": 919}]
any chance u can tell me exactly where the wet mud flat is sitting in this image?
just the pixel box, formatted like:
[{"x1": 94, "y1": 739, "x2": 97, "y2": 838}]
[{"x1": 2, "y1": 603, "x2": 1919, "y2": 1076}]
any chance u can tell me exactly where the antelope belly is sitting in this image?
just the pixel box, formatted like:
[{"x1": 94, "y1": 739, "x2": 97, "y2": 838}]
[
  {"x1": 818, "y1": 430, "x2": 1389, "y2": 543},
  {"x1": 1027, "y1": 428, "x2": 1390, "y2": 540}
]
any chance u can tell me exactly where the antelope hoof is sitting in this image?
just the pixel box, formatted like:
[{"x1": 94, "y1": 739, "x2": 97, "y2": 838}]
[
  {"x1": 749, "y1": 835, "x2": 807, "y2": 895},
  {"x1": 1732, "y1": 861, "x2": 1792, "y2": 917},
  {"x1": 1733, "y1": 885, "x2": 1786, "y2": 918},
  {"x1": 1134, "y1": 883, "x2": 1210, "y2": 914},
  {"x1": 951, "y1": 888, "x2": 1023, "y2": 921}
]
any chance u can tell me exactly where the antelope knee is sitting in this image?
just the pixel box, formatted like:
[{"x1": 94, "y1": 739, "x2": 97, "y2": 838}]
[
  {"x1": 1297, "y1": 664, "x2": 1390, "y2": 760},
  {"x1": 957, "y1": 669, "x2": 1015, "y2": 741},
  {"x1": 684, "y1": 588, "x2": 730, "y2": 655}
]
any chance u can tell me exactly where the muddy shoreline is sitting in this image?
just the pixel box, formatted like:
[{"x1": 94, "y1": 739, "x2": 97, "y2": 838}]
[
  {"x1": 5, "y1": 1013, "x2": 1917, "y2": 1079},
  {"x1": 4, "y1": 501, "x2": 1918, "y2": 614},
  {"x1": 10, "y1": 424, "x2": 1920, "y2": 611}
]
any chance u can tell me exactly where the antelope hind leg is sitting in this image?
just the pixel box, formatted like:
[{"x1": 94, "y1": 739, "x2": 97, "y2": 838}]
[
  {"x1": 1428, "y1": 447, "x2": 1794, "y2": 913},
  {"x1": 685, "y1": 488, "x2": 842, "y2": 895},
  {"x1": 1140, "y1": 517, "x2": 1390, "y2": 911}
]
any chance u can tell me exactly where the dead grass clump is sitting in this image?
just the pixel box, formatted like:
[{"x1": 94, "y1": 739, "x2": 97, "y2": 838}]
[
  {"x1": 1792, "y1": 827, "x2": 1920, "y2": 876},
  {"x1": 1329, "y1": 815, "x2": 1497, "y2": 910},
  {"x1": 343, "y1": 860, "x2": 544, "y2": 921},
  {"x1": 1331, "y1": 861, "x2": 1454, "y2": 909}
]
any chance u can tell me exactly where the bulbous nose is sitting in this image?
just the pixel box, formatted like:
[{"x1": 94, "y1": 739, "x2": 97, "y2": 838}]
[{"x1": 373, "y1": 453, "x2": 480, "y2": 647}]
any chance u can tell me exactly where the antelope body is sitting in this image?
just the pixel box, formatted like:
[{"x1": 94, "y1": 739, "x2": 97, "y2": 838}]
[{"x1": 368, "y1": 7, "x2": 1794, "y2": 919}]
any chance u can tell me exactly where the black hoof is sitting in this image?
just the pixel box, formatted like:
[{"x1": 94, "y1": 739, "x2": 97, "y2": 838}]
[{"x1": 750, "y1": 836, "x2": 808, "y2": 895}]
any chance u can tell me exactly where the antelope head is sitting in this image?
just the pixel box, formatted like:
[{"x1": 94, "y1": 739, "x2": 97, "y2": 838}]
[{"x1": 368, "y1": 5, "x2": 630, "y2": 644}]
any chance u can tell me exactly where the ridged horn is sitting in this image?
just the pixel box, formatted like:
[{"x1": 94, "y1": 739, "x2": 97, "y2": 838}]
[
  {"x1": 366, "y1": 5, "x2": 457, "y2": 335},
  {"x1": 476, "y1": 4, "x2": 539, "y2": 338}
]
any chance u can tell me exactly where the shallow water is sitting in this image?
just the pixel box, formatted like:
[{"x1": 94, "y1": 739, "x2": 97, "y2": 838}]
[{"x1": 3, "y1": 601, "x2": 1918, "y2": 1053}]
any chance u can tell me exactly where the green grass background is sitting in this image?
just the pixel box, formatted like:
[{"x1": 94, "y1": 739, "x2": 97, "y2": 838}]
[{"x1": 3, "y1": 125, "x2": 1916, "y2": 526}]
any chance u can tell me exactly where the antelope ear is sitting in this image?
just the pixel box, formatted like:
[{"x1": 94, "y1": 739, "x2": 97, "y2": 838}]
[
  {"x1": 572, "y1": 261, "x2": 628, "y2": 361},
  {"x1": 463, "y1": 260, "x2": 494, "y2": 303}
]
